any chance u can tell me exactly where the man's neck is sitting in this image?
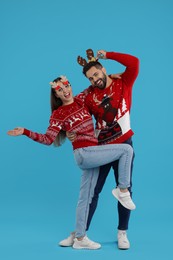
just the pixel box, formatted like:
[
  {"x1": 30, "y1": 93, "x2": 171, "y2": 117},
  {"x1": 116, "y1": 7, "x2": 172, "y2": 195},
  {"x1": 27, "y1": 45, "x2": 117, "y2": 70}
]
[{"x1": 106, "y1": 76, "x2": 113, "y2": 88}]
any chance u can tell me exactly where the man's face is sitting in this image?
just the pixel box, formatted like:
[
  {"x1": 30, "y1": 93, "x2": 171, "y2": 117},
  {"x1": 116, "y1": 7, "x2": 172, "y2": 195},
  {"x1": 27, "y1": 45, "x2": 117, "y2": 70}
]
[{"x1": 86, "y1": 66, "x2": 107, "y2": 89}]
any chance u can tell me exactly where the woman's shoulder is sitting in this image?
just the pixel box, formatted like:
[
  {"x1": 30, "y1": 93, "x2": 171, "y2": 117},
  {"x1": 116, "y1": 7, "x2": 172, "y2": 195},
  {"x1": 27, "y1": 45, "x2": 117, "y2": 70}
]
[{"x1": 50, "y1": 107, "x2": 65, "y2": 120}]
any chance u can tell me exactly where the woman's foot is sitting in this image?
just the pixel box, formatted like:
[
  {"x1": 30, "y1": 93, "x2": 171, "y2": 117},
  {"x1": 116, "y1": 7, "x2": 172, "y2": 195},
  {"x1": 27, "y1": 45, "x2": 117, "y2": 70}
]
[{"x1": 112, "y1": 187, "x2": 136, "y2": 210}]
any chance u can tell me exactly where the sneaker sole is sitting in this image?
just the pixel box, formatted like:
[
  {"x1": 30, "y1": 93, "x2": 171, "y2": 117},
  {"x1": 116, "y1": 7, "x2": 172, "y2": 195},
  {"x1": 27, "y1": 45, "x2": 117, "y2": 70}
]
[
  {"x1": 73, "y1": 246, "x2": 101, "y2": 250},
  {"x1": 73, "y1": 244, "x2": 101, "y2": 250},
  {"x1": 118, "y1": 245, "x2": 130, "y2": 250},
  {"x1": 59, "y1": 243, "x2": 73, "y2": 247}
]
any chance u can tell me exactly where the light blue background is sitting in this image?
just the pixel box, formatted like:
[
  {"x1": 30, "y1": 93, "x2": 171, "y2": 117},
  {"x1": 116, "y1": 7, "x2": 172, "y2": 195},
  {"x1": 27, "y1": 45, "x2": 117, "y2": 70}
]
[{"x1": 1, "y1": 0, "x2": 173, "y2": 259}]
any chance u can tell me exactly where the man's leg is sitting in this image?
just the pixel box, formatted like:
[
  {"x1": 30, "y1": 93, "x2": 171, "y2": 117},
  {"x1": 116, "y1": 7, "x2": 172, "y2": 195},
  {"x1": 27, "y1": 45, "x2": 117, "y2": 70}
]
[
  {"x1": 112, "y1": 159, "x2": 131, "y2": 231},
  {"x1": 112, "y1": 138, "x2": 135, "y2": 249},
  {"x1": 86, "y1": 162, "x2": 112, "y2": 231}
]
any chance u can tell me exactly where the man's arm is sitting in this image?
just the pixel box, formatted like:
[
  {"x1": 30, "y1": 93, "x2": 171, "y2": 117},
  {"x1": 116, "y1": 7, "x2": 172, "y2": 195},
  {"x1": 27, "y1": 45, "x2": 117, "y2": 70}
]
[
  {"x1": 106, "y1": 51, "x2": 139, "y2": 86},
  {"x1": 97, "y1": 50, "x2": 139, "y2": 86}
]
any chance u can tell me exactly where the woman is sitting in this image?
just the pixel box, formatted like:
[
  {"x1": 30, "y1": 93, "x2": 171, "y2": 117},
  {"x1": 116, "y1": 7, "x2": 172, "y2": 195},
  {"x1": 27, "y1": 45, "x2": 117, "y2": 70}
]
[{"x1": 7, "y1": 75, "x2": 135, "y2": 250}]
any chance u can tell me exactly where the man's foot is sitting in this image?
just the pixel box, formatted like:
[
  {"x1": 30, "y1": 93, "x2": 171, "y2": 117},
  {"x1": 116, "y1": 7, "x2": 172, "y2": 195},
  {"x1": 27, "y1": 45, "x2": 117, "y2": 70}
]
[
  {"x1": 112, "y1": 187, "x2": 136, "y2": 210},
  {"x1": 118, "y1": 230, "x2": 130, "y2": 249},
  {"x1": 59, "y1": 232, "x2": 75, "y2": 247},
  {"x1": 73, "y1": 236, "x2": 101, "y2": 250}
]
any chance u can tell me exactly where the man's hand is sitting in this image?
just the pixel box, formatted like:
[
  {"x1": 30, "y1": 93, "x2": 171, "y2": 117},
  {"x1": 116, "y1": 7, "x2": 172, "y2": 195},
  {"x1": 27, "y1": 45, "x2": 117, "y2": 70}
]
[
  {"x1": 66, "y1": 131, "x2": 77, "y2": 142},
  {"x1": 96, "y1": 50, "x2": 107, "y2": 59},
  {"x1": 7, "y1": 127, "x2": 24, "y2": 136}
]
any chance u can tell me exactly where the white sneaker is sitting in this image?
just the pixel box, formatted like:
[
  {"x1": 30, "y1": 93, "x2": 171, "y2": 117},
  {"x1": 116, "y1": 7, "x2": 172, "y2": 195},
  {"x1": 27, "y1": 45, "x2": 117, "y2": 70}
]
[
  {"x1": 112, "y1": 187, "x2": 136, "y2": 210},
  {"x1": 118, "y1": 230, "x2": 130, "y2": 249},
  {"x1": 73, "y1": 236, "x2": 101, "y2": 250},
  {"x1": 59, "y1": 232, "x2": 75, "y2": 247}
]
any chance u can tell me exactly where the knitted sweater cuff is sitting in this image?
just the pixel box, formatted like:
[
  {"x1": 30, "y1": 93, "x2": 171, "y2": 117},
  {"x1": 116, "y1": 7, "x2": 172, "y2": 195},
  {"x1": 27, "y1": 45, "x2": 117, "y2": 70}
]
[{"x1": 23, "y1": 128, "x2": 30, "y2": 136}]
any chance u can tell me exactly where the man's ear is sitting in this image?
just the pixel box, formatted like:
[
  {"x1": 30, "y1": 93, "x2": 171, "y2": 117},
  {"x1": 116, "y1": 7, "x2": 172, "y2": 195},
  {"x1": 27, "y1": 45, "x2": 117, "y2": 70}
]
[{"x1": 102, "y1": 67, "x2": 106, "y2": 74}]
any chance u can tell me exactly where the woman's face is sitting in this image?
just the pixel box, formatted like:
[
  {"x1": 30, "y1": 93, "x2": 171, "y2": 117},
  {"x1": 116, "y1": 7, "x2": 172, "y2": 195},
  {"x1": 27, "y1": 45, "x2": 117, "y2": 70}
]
[{"x1": 54, "y1": 81, "x2": 73, "y2": 105}]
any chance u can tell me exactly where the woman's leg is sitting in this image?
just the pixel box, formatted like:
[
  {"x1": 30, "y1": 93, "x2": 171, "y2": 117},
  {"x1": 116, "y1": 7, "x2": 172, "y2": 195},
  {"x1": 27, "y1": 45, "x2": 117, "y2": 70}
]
[
  {"x1": 86, "y1": 163, "x2": 112, "y2": 231},
  {"x1": 75, "y1": 167, "x2": 99, "y2": 238},
  {"x1": 74, "y1": 143, "x2": 133, "y2": 188}
]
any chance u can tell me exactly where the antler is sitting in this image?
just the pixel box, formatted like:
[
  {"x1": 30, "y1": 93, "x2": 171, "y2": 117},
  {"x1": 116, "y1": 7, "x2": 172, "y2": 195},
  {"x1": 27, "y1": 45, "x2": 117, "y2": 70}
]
[
  {"x1": 86, "y1": 49, "x2": 96, "y2": 62},
  {"x1": 77, "y1": 48, "x2": 98, "y2": 67},
  {"x1": 93, "y1": 93, "x2": 102, "y2": 105},
  {"x1": 77, "y1": 56, "x2": 87, "y2": 67}
]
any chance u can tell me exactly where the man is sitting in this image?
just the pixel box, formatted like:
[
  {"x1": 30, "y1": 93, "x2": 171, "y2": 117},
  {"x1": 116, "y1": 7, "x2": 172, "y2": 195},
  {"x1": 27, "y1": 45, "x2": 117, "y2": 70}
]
[{"x1": 60, "y1": 49, "x2": 139, "y2": 249}]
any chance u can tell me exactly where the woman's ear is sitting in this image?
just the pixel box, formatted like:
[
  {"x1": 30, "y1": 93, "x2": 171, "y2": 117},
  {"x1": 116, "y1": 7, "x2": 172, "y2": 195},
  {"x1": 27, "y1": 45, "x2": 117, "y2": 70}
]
[{"x1": 54, "y1": 92, "x2": 59, "y2": 98}]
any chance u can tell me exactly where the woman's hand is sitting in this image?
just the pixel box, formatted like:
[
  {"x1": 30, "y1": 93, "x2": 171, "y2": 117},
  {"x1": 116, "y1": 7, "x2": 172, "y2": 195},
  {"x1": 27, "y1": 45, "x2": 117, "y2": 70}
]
[
  {"x1": 7, "y1": 127, "x2": 24, "y2": 136},
  {"x1": 110, "y1": 73, "x2": 122, "y2": 79},
  {"x1": 66, "y1": 131, "x2": 77, "y2": 142}
]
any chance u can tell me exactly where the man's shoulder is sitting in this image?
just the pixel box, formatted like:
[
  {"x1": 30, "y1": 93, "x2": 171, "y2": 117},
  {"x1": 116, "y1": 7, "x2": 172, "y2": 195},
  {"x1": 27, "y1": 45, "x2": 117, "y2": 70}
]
[
  {"x1": 86, "y1": 84, "x2": 94, "y2": 91},
  {"x1": 85, "y1": 85, "x2": 97, "y2": 96}
]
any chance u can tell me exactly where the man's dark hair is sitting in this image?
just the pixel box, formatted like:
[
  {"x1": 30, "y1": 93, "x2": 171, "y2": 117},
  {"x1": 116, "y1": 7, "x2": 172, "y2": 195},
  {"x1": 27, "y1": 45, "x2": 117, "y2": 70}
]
[{"x1": 83, "y1": 61, "x2": 103, "y2": 76}]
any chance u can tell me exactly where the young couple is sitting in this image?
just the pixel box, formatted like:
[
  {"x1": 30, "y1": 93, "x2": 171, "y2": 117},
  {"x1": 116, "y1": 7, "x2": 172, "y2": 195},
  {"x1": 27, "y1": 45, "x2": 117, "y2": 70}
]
[{"x1": 7, "y1": 49, "x2": 139, "y2": 250}]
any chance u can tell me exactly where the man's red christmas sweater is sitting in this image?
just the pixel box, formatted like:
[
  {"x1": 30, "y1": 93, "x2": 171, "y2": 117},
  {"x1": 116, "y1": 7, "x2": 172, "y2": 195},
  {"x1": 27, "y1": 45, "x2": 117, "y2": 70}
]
[{"x1": 84, "y1": 52, "x2": 139, "y2": 144}]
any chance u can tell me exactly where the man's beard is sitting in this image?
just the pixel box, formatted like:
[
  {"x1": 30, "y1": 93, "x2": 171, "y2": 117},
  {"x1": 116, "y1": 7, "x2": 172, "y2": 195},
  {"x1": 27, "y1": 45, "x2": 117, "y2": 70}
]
[{"x1": 94, "y1": 73, "x2": 107, "y2": 89}]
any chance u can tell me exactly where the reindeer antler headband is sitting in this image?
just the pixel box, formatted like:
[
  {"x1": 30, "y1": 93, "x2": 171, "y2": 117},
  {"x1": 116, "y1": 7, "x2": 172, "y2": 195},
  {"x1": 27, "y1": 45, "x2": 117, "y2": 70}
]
[{"x1": 77, "y1": 48, "x2": 103, "y2": 67}]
